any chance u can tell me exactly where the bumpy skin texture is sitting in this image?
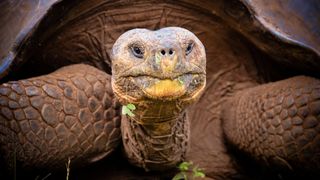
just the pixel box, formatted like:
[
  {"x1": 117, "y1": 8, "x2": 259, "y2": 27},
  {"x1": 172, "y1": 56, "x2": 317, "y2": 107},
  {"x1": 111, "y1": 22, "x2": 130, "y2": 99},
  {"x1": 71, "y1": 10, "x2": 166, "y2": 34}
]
[
  {"x1": 111, "y1": 27, "x2": 206, "y2": 171},
  {"x1": 0, "y1": 0, "x2": 319, "y2": 179},
  {"x1": 111, "y1": 27, "x2": 206, "y2": 103},
  {"x1": 0, "y1": 64, "x2": 121, "y2": 169},
  {"x1": 13, "y1": 1, "x2": 317, "y2": 177},
  {"x1": 121, "y1": 114, "x2": 189, "y2": 171},
  {"x1": 223, "y1": 76, "x2": 320, "y2": 172}
]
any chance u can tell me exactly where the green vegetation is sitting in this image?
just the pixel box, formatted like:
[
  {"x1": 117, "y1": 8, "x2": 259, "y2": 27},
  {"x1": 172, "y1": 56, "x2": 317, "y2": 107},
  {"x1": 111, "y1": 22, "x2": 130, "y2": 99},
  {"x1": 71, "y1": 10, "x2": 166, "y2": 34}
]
[
  {"x1": 178, "y1": 77, "x2": 184, "y2": 85},
  {"x1": 122, "y1": 103, "x2": 136, "y2": 117},
  {"x1": 172, "y1": 161, "x2": 205, "y2": 180}
]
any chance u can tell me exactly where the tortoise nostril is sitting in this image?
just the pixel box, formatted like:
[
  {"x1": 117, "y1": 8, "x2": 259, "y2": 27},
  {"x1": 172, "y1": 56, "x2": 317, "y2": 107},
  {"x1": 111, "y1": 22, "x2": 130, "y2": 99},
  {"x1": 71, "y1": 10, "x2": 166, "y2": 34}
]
[
  {"x1": 160, "y1": 50, "x2": 166, "y2": 55},
  {"x1": 169, "y1": 49, "x2": 174, "y2": 55}
]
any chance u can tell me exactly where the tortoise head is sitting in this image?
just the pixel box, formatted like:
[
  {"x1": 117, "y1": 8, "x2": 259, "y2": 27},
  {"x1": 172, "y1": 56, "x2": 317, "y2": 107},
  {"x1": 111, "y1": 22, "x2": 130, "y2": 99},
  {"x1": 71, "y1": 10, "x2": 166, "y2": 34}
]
[{"x1": 111, "y1": 27, "x2": 206, "y2": 107}]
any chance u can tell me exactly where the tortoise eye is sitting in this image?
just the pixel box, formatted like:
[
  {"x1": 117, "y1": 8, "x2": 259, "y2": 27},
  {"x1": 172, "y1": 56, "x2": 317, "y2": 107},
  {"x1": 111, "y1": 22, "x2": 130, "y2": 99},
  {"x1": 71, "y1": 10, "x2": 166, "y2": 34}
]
[
  {"x1": 131, "y1": 45, "x2": 144, "y2": 58},
  {"x1": 186, "y1": 42, "x2": 194, "y2": 55}
]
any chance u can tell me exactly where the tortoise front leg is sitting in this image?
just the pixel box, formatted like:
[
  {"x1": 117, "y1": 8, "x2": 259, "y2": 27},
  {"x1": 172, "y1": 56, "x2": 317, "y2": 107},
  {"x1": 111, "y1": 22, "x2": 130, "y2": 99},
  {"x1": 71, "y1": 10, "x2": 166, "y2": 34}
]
[
  {"x1": 222, "y1": 76, "x2": 320, "y2": 172},
  {"x1": 0, "y1": 64, "x2": 121, "y2": 169}
]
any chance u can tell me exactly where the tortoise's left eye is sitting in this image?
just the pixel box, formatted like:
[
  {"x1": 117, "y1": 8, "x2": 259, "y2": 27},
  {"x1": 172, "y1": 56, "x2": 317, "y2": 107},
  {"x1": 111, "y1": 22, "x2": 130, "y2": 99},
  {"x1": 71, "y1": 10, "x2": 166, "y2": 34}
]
[
  {"x1": 186, "y1": 42, "x2": 194, "y2": 55},
  {"x1": 131, "y1": 45, "x2": 144, "y2": 58}
]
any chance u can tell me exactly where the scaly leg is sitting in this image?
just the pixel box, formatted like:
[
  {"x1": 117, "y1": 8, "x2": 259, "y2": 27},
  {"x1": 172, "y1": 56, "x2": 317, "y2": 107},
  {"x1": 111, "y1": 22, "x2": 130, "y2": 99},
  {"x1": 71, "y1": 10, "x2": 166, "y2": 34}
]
[
  {"x1": 222, "y1": 76, "x2": 320, "y2": 172},
  {"x1": 0, "y1": 64, "x2": 121, "y2": 169}
]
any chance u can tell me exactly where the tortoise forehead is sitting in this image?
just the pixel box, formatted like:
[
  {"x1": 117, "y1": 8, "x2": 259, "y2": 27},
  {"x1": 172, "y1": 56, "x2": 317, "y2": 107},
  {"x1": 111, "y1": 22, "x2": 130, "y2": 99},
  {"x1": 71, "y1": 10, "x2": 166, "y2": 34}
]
[{"x1": 113, "y1": 27, "x2": 198, "y2": 51}]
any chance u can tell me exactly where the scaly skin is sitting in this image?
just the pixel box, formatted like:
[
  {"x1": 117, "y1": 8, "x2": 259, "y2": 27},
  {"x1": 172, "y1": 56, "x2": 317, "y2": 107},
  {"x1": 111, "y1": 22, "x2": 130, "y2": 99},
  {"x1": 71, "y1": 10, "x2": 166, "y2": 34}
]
[
  {"x1": 222, "y1": 76, "x2": 320, "y2": 172},
  {"x1": 111, "y1": 27, "x2": 206, "y2": 170},
  {"x1": 121, "y1": 112, "x2": 189, "y2": 171},
  {"x1": 0, "y1": 64, "x2": 121, "y2": 169},
  {"x1": 0, "y1": 24, "x2": 319, "y2": 179},
  {"x1": 0, "y1": 27, "x2": 207, "y2": 172}
]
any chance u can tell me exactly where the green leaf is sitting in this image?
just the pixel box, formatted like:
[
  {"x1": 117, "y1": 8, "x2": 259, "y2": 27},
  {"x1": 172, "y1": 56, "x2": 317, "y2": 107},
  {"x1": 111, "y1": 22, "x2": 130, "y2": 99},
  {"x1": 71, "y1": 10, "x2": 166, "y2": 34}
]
[
  {"x1": 193, "y1": 171, "x2": 205, "y2": 178},
  {"x1": 192, "y1": 167, "x2": 205, "y2": 178},
  {"x1": 172, "y1": 172, "x2": 187, "y2": 180},
  {"x1": 126, "y1": 103, "x2": 136, "y2": 110},
  {"x1": 126, "y1": 110, "x2": 135, "y2": 117},
  {"x1": 178, "y1": 161, "x2": 192, "y2": 171},
  {"x1": 122, "y1": 104, "x2": 135, "y2": 117},
  {"x1": 178, "y1": 78, "x2": 184, "y2": 85}
]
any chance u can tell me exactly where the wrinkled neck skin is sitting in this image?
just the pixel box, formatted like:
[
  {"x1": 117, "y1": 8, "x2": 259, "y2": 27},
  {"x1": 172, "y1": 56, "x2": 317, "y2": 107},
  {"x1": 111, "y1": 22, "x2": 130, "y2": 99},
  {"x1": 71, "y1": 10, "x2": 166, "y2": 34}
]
[{"x1": 121, "y1": 100, "x2": 190, "y2": 171}]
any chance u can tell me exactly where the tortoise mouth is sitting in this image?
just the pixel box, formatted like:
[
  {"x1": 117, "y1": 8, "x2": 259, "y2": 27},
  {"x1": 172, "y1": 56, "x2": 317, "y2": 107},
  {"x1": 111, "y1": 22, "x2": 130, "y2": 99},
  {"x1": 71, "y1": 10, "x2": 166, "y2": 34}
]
[{"x1": 114, "y1": 73, "x2": 206, "y2": 101}]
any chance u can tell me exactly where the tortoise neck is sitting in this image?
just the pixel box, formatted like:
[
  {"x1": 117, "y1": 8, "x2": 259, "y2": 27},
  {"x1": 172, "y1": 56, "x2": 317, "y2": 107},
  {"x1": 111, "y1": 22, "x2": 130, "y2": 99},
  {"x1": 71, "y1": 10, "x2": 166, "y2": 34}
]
[{"x1": 121, "y1": 111, "x2": 190, "y2": 171}]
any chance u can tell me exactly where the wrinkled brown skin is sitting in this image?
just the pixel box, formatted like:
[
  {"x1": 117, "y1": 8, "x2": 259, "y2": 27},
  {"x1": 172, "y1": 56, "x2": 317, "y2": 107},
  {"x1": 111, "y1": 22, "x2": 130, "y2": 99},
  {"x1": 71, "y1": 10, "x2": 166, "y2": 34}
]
[
  {"x1": 0, "y1": 0, "x2": 319, "y2": 180},
  {"x1": 223, "y1": 76, "x2": 320, "y2": 172},
  {"x1": 0, "y1": 64, "x2": 121, "y2": 169},
  {"x1": 111, "y1": 27, "x2": 206, "y2": 171}
]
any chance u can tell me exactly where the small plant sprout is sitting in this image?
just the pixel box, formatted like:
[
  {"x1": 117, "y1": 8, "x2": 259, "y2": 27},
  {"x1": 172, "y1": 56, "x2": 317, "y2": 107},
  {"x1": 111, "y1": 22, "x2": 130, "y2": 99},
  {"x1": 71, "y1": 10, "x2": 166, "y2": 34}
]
[
  {"x1": 192, "y1": 166, "x2": 205, "y2": 178},
  {"x1": 172, "y1": 172, "x2": 187, "y2": 180},
  {"x1": 178, "y1": 77, "x2": 184, "y2": 85},
  {"x1": 122, "y1": 103, "x2": 136, "y2": 117},
  {"x1": 172, "y1": 161, "x2": 205, "y2": 180},
  {"x1": 179, "y1": 161, "x2": 192, "y2": 171}
]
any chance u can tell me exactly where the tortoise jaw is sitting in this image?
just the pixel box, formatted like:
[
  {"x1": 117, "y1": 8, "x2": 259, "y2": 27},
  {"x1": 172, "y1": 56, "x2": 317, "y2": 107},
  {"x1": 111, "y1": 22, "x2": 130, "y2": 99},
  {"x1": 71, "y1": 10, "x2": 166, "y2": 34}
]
[
  {"x1": 131, "y1": 73, "x2": 205, "y2": 101},
  {"x1": 142, "y1": 79, "x2": 186, "y2": 99}
]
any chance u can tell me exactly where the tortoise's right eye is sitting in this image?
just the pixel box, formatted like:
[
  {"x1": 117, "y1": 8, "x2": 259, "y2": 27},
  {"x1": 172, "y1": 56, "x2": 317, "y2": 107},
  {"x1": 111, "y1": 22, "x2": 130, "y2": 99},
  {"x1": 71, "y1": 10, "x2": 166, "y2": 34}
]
[
  {"x1": 131, "y1": 45, "x2": 144, "y2": 58},
  {"x1": 186, "y1": 42, "x2": 194, "y2": 56}
]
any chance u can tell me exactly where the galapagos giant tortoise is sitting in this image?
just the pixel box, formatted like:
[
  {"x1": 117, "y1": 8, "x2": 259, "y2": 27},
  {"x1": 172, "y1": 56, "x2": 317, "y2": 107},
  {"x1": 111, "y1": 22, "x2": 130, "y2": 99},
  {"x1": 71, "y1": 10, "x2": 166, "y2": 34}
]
[{"x1": 0, "y1": 0, "x2": 319, "y2": 179}]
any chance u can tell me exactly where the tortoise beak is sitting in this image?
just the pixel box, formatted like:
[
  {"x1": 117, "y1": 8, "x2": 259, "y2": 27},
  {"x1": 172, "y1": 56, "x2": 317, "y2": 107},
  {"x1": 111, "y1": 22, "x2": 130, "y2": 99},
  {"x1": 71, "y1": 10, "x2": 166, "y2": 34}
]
[
  {"x1": 131, "y1": 72, "x2": 206, "y2": 101},
  {"x1": 143, "y1": 78, "x2": 186, "y2": 99}
]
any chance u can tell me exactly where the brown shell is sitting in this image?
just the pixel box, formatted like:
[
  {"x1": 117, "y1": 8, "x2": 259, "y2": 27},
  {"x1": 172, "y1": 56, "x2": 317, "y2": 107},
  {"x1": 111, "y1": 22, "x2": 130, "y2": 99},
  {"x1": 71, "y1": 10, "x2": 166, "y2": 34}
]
[
  {"x1": 0, "y1": 0, "x2": 319, "y2": 80},
  {"x1": 0, "y1": 1, "x2": 319, "y2": 179}
]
